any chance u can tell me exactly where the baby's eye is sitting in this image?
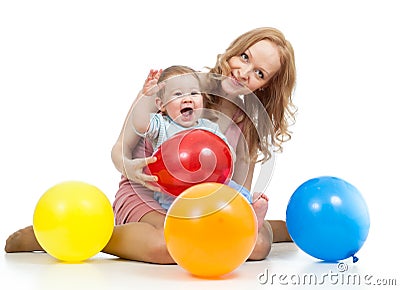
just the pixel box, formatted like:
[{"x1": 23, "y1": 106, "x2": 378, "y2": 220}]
[
  {"x1": 255, "y1": 69, "x2": 264, "y2": 79},
  {"x1": 191, "y1": 91, "x2": 201, "y2": 96},
  {"x1": 174, "y1": 92, "x2": 183, "y2": 97},
  {"x1": 240, "y1": 53, "x2": 249, "y2": 61}
]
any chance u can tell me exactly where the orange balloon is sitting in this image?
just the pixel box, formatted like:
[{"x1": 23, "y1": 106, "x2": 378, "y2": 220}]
[{"x1": 164, "y1": 182, "x2": 257, "y2": 277}]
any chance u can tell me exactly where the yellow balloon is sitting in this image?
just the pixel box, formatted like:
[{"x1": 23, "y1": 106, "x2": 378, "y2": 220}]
[
  {"x1": 33, "y1": 181, "x2": 114, "y2": 262},
  {"x1": 164, "y1": 182, "x2": 257, "y2": 277}
]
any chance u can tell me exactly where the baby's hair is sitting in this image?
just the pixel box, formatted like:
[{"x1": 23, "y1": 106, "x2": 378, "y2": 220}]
[
  {"x1": 158, "y1": 65, "x2": 197, "y2": 83},
  {"x1": 156, "y1": 65, "x2": 210, "y2": 103}
]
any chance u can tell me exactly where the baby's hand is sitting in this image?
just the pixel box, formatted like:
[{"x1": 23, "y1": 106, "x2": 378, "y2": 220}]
[{"x1": 142, "y1": 69, "x2": 163, "y2": 96}]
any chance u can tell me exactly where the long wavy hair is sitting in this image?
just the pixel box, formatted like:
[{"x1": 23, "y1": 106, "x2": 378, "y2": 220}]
[{"x1": 208, "y1": 27, "x2": 297, "y2": 162}]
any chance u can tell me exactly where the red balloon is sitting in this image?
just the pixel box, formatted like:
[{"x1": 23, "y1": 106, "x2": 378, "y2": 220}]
[{"x1": 145, "y1": 129, "x2": 233, "y2": 196}]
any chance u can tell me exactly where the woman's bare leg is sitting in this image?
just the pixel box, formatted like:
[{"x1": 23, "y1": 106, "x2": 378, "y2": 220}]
[
  {"x1": 269, "y1": 220, "x2": 292, "y2": 242},
  {"x1": 5, "y1": 226, "x2": 43, "y2": 252},
  {"x1": 5, "y1": 207, "x2": 290, "y2": 263},
  {"x1": 103, "y1": 210, "x2": 174, "y2": 264},
  {"x1": 5, "y1": 211, "x2": 174, "y2": 264}
]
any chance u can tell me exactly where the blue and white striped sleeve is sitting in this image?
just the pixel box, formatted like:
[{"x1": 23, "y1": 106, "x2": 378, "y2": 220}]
[{"x1": 143, "y1": 113, "x2": 162, "y2": 142}]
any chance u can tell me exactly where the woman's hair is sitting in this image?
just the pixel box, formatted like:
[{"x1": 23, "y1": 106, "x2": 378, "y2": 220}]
[{"x1": 209, "y1": 27, "x2": 297, "y2": 162}]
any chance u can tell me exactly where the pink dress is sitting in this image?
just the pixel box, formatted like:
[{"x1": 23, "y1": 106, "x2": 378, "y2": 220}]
[{"x1": 112, "y1": 111, "x2": 244, "y2": 224}]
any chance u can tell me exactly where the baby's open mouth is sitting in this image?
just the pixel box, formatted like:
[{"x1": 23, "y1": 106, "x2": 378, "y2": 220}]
[{"x1": 180, "y1": 107, "x2": 193, "y2": 116}]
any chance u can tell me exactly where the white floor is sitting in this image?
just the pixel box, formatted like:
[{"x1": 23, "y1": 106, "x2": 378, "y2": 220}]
[{"x1": 2, "y1": 240, "x2": 398, "y2": 290}]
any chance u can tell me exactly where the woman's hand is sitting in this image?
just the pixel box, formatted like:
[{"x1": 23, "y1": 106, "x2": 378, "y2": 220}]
[{"x1": 123, "y1": 156, "x2": 161, "y2": 192}]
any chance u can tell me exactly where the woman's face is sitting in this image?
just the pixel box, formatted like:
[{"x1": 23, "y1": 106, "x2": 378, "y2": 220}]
[{"x1": 223, "y1": 39, "x2": 281, "y2": 95}]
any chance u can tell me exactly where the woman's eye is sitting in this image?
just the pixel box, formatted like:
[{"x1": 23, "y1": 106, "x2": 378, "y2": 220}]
[
  {"x1": 255, "y1": 70, "x2": 264, "y2": 79},
  {"x1": 240, "y1": 53, "x2": 249, "y2": 61}
]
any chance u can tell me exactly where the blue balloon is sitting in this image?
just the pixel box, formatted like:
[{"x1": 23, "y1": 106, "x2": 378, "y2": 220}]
[{"x1": 286, "y1": 176, "x2": 370, "y2": 262}]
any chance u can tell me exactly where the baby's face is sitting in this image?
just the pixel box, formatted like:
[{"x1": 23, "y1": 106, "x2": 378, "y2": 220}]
[{"x1": 160, "y1": 75, "x2": 203, "y2": 127}]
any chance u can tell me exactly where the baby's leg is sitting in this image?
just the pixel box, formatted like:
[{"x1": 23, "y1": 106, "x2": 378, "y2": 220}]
[
  {"x1": 248, "y1": 193, "x2": 293, "y2": 260},
  {"x1": 252, "y1": 192, "x2": 292, "y2": 243},
  {"x1": 248, "y1": 193, "x2": 271, "y2": 260},
  {"x1": 252, "y1": 192, "x2": 269, "y2": 229},
  {"x1": 5, "y1": 226, "x2": 43, "y2": 253}
]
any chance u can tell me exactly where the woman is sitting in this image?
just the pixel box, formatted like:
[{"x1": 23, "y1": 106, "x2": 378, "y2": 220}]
[{"x1": 5, "y1": 27, "x2": 296, "y2": 263}]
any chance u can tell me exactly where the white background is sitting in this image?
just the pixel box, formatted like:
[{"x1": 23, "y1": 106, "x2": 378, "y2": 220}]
[{"x1": 1, "y1": 0, "x2": 399, "y2": 258}]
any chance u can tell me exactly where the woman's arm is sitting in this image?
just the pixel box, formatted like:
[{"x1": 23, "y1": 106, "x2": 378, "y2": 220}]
[
  {"x1": 111, "y1": 70, "x2": 162, "y2": 190},
  {"x1": 111, "y1": 97, "x2": 142, "y2": 173},
  {"x1": 231, "y1": 133, "x2": 255, "y2": 191},
  {"x1": 111, "y1": 101, "x2": 160, "y2": 191}
]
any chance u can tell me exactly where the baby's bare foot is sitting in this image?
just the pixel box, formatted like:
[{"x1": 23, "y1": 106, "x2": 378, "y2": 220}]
[
  {"x1": 252, "y1": 193, "x2": 269, "y2": 230},
  {"x1": 4, "y1": 225, "x2": 43, "y2": 253}
]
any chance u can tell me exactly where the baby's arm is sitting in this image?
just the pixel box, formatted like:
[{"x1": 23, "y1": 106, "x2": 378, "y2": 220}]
[
  {"x1": 132, "y1": 69, "x2": 162, "y2": 134},
  {"x1": 111, "y1": 70, "x2": 162, "y2": 189}
]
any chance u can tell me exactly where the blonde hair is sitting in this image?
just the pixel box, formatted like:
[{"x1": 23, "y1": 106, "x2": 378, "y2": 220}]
[
  {"x1": 158, "y1": 65, "x2": 197, "y2": 81},
  {"x1": 156, "y1": 65, "x2": 210, "y2": 110},
  {"x1": 209, "y1": 27, "x2": 297, "y2": 162},
  {"x1": 157, "y1": 65, "x2": 198, "y2": 99}
]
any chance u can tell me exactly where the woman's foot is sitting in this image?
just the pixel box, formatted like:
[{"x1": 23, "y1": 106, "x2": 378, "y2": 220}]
[
  {"x1": 268, "y1": 220, "x2": 292, "y2": 243},
  {"x1": 4, "y1": 226, "x2": 43, "y2": 253}
]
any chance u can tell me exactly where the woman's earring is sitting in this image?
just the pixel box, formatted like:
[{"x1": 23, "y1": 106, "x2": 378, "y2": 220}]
[{"x1": 259, "y1": 87, "x2": 264, "y2": 92}]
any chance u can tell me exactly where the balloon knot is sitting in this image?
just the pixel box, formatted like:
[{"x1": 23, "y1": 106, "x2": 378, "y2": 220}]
[{"x1": 352, "y1": 255, "x2": 359, "y2": 263}]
